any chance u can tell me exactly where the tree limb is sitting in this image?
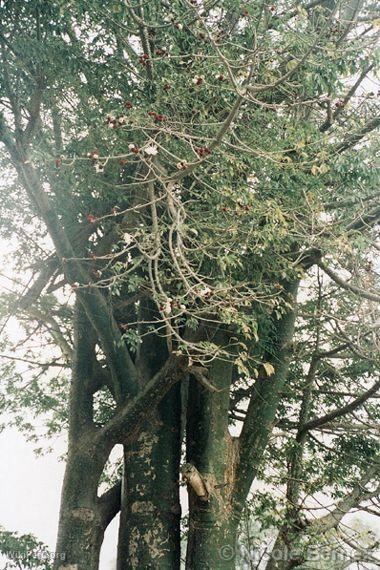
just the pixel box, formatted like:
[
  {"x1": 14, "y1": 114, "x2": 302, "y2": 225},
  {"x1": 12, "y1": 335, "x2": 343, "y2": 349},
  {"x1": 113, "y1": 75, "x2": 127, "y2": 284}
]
[
  {"x1": 318, "y1": 260, "x2": 380, "y2": 303},
  {"x1": 299, "y1": 377, "x2": 380, "y2": 435}
]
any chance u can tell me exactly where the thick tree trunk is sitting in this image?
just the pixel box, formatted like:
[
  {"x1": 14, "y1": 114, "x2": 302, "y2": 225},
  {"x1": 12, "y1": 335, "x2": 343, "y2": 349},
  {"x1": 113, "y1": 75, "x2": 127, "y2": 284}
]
[
  {"x1": 186, "y1": 515, "x2": 238, "y2": 570},
  {"x1": 117, "y1": 383, "x2": 182, "y2": 569},
  {"x1": 117, "y1": 300, "x2": 182, "y2": 569},
  {"x1": 54, "y1": 450, "x2": 107, "y2": 570},
  {"x1": 185, "y1": 339, "x2": 238, "y2": 569},
  {"x1": 53, "y1": 303, "x2": 112, "y2": 570}
]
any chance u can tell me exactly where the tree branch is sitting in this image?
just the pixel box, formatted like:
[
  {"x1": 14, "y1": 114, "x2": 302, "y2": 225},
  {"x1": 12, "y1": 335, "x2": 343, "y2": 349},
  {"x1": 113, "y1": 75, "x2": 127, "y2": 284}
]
[
  {"x1": 335, "y1": 116, "x2": 380, "y2": 154},
  {"x1": 97, "y1": 480, "x2": 122, "y2": 529},
  {"x1": 96, "y1": 355, "x2": 187, "y2": 449},
  {"x1": 310, "y1": 463, "x2": 380, "y2": 531},
  {"x1": 299, "y1": 378, "x2": 380, "y2": 435},
  {"x1": 232, "y1": 280, "x2": 300, "y2": 516},
  {"x1": 318, "y1": 261, "x2": 380, "y2": 303},
  {"x1": 0, "y1": 117, "x2": 139, "y2": 402}
]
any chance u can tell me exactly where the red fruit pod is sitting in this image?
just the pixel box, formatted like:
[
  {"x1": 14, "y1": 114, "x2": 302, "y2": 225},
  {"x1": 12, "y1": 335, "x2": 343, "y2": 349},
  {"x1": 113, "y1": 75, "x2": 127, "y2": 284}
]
[
  {"x1": 126, "y1": 101, "x2": 133, "y2": 109},
  {"x1": 55, "y1": 158, "x2": 62, "y2": 168},
  {"x1": 86, "y1": 214, "x2": 97, "y2": 223}
]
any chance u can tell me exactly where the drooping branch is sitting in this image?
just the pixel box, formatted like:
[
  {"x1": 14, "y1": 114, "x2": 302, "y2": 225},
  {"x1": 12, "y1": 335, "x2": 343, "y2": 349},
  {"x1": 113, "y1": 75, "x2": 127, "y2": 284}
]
[{"x1": 266, "y1": 462, "x2": 380, "y2": 570}]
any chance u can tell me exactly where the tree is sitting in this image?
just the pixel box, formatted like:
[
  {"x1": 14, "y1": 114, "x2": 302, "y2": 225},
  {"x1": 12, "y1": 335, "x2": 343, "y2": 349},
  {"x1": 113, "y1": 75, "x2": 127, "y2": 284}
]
[{"x1": 0, "y1": 1, "x2": 379, "y2": 568}]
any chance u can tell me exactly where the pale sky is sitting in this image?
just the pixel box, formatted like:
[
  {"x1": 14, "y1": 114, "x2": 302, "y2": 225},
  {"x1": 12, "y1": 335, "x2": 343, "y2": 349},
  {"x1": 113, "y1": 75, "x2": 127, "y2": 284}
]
[{"x1": 0, "y1": 426, "x2": 118, "y2": 568}]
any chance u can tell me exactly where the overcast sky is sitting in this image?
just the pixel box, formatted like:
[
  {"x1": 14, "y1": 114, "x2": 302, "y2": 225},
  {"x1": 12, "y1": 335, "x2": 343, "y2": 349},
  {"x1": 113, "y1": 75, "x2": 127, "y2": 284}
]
[{"x1": 0, "y1": 425, "x2": 118, "y2": 568}]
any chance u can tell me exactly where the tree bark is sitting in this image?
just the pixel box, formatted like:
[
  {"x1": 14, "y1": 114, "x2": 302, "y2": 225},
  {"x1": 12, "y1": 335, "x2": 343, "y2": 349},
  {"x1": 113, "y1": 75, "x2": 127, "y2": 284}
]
[
  {"x1": 54, "y1": 449, "x2": 108, "y2": 570},
  {"x1": 54, "y1": 303, "x2": 112, "y2": 570},
  {"x1": 117, "y1": 300, "x2": 182, "y2": 568},
  {"x1": 117, "y1": 383, "x2": 182, "y2": 569},
  {"x1": 185, "y1": 334, "x2": 239, "y2": 569}
]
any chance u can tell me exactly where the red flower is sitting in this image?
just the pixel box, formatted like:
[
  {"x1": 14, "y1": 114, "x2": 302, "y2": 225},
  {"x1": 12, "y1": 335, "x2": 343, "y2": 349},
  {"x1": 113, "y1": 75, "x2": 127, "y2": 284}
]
[
  {"x1": 196, "y1": 147, "x2": 212, "y2": 157},
  {"x1": 125, "y1": 101, "x2": 133, "y2": 109},
  {"x1": 86, "y1": 214, "x2": 97, "y2": 223},
  {"x1": 55, "y1": 158, "x2": 62, "y2": 168}
]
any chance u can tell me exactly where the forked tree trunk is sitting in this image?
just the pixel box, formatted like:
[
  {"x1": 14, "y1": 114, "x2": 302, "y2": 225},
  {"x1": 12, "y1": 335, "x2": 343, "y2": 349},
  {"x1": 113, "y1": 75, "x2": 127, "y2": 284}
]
[
  {"x1": 117, "y1": 383, "x2": 182, "y2": 569},
  {"x1": 185, "y1": 339, "x2": 239, "y2": 569}
]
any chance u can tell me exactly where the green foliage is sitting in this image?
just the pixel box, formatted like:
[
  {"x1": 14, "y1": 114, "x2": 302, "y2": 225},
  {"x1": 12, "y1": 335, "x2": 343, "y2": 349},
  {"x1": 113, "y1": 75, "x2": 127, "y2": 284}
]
[
  {"x1": 0, "y1": 0, "x2": 379, "y2": 565},
  {"x1": 0, "y1": 527, "x2": 52, "y2": 569}
]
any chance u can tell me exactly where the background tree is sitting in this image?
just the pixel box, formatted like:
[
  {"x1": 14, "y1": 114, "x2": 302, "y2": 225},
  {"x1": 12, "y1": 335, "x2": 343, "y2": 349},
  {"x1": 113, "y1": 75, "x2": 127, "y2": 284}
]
[{"x1": 0, "y1": 1, "x2": 379, "y2": 569}]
